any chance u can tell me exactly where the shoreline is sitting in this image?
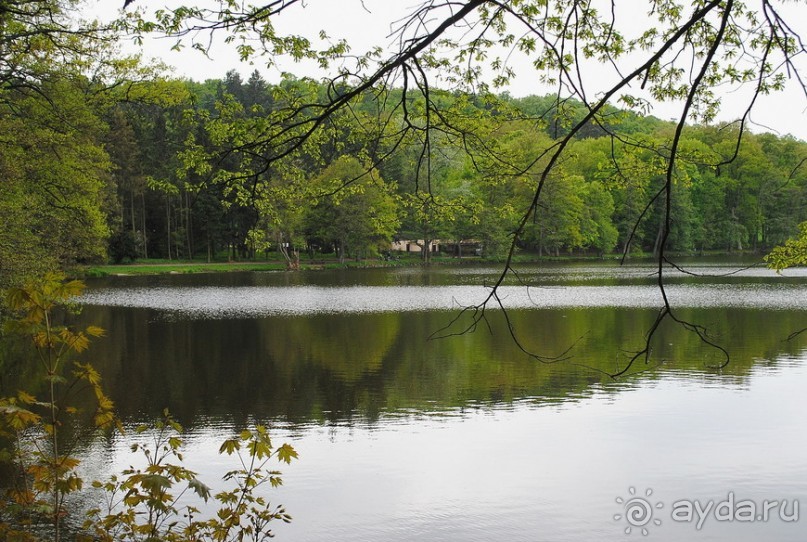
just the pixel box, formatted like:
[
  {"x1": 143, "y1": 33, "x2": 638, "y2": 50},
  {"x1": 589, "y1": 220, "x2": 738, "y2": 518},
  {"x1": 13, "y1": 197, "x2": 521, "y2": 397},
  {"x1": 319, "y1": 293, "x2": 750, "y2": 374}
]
[{"x1": 77, "y1": 251, "x2": 764, "y2": 278}]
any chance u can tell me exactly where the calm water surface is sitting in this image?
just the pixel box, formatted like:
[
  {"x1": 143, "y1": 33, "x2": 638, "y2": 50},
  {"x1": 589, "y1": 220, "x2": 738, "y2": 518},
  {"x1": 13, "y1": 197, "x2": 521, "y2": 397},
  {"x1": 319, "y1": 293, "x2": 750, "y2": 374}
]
[{"x1": 58, "y1": 261, "x2": 807, "y2": 540}]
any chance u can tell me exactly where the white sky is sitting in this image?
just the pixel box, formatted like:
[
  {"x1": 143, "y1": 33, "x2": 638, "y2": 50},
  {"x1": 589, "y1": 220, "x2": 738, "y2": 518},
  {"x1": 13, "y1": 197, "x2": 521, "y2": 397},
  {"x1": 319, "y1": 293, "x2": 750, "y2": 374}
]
[{"x1": 92, "y1": 0, "x2": 807, "y2": 141}]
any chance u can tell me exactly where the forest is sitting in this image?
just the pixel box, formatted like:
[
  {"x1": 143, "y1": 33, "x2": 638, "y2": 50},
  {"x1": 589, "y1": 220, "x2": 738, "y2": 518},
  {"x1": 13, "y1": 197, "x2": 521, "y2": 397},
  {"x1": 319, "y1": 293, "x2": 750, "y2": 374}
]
[{"x1": 3, "y1": 66, "x2": 807, "y2": 289}]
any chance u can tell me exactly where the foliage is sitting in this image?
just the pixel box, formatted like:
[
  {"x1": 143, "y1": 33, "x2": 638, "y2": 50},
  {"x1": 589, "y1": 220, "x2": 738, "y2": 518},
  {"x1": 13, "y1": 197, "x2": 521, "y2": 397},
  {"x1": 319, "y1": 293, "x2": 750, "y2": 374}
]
[
  {"x1": 0, "y1": 272, "x2": 116, "y2": 541},
  {"x1": 4, "y1": 63, "x2": 807, "y2": 285},
  {"x1": 0, "y1": 274, "x2": 296, "y2": 541},
  {"x1": 0, "y1": 0, "x2": 114, "y2": 90},
  {"x1": 82, "y1": 414, "x2": 295, "y2": 542},
  {"x1": 305, "y1": 156, "x2": 401, "y2": 262},
  {"x1": 0, "y1": 0, "x2": 164, "y2": 288},
  {"x1": 85, "y1": 72, "x2": 807, "y2": 269},
  {"x1": 766, "y1": 222, "x2": 807, "y2": 271},
  {"x1": 108, "y1": 230, "x2": 140, "y2": 264},
  {"x1": 115, "y1": 0, "x2": 807, "y2": 373},
  {"x1": 0, "y1": 78, "x2": 112, "y2": 288},
  {"x1": 1, "y1": 0, "x2": 807, "y2": 375}
]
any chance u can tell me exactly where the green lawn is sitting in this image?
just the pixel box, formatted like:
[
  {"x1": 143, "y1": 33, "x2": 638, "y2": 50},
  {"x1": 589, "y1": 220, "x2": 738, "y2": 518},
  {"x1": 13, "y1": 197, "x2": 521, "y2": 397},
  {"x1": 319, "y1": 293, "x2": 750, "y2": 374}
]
[
  {"x1": 78, "y1": 249, "x2": 752, "y2": 278},
  {"x1": 79, "y1": 254, "x2": 456, "y2": 277}
]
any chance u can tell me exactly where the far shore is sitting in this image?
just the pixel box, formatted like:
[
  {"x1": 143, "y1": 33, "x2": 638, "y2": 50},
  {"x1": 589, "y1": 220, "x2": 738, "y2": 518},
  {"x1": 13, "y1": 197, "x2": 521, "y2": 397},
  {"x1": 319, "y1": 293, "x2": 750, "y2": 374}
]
[{"x1": 77, "y1": 251, "x2": 763, "y2": 278}]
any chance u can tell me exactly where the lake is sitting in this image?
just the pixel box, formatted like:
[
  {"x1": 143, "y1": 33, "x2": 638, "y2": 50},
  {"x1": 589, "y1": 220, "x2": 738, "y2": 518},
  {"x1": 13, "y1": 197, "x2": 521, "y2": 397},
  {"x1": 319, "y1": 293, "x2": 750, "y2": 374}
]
[{"x1": 53, "y1": 260, "x2": 807, "y2": 540}]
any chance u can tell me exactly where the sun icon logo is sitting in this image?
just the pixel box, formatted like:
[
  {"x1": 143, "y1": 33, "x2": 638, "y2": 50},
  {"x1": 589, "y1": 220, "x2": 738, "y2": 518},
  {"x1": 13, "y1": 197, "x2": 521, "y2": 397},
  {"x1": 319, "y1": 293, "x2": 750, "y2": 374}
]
[{"x1": 614, "y1": 487, "x2": 663, "y2": 535}]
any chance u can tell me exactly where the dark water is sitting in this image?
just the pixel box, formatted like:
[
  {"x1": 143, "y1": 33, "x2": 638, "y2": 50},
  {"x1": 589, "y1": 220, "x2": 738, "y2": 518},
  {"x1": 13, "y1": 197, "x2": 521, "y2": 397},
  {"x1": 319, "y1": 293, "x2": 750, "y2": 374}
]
[{"x1": 15, "y1": 261, "x2": 807, "y2": 541}]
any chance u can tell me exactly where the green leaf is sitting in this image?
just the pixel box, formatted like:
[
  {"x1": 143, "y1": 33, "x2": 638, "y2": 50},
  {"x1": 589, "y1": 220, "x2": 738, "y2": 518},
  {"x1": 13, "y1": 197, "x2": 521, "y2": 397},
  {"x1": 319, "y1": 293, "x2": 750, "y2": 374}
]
[
  {"x1": 277, "y1": 443, "x2": 298, "y2": 464},
  {"x1": 139, "y1": 474, "x2": 172, "y2": 493},
  {"x1": 219, "y1": 438, "x2": 240, "y2": 455},
  {"x1": 188, "y1": 478, "x2": 211, "y2": 502}
]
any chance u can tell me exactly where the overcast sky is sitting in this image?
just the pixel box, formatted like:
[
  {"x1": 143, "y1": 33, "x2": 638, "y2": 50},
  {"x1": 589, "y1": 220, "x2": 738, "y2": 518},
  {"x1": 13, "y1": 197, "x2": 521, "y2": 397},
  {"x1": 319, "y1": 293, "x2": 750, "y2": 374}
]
[{"x1": 95, "y1": 0, "x2": 807, "y2": 141}]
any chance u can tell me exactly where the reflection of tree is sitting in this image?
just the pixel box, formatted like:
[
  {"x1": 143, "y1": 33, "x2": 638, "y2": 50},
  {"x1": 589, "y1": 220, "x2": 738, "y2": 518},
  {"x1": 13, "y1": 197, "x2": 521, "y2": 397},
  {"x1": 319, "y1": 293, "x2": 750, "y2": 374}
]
[
  {"x1": 261, "y1": 313, "x2": 401, "y2": 382},
  {"x1": 76, "y1": 306, "x2": 807, "y2": 427}
]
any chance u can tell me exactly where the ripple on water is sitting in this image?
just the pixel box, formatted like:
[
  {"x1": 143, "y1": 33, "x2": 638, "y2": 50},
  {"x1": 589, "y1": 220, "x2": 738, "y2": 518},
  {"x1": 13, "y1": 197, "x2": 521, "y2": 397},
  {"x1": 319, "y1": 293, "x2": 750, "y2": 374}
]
[{"x1": 78, "y1": 282, "x2": 807, "y2": 319}]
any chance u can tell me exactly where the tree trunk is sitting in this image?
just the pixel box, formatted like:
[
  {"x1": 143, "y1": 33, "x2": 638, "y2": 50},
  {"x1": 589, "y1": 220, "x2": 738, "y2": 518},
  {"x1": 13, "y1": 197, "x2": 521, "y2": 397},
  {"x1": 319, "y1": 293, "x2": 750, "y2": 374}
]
[
  {"x1": 166, "y1": 198, "x2": 172, "y2": 261},
  {"x1": 186, "y1": 191, "x2": 194, "y2": 259},
  {"x1": 422, "y1": 239, "x2": 432, "y2": 264},
  {"x1": 142, "y1": 193, "x2": 148, "y2": 259},
  {"x1": 652, "y1": 219, "x2": 664, "y2": 258},
  {"x1": 277, "y1": 232, "x2": 300, "y2": 270},
  {"x1": 130, "y1": 188, "x2": 136, "y2": 235},
  {"x1": 539, "y1": 229, "x2": 544, "y2": 257}
]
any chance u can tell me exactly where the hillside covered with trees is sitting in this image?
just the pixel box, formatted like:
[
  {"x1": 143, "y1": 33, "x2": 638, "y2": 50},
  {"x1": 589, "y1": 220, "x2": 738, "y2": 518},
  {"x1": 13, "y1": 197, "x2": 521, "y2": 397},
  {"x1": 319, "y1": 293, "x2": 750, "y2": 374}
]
[
  {"x1": 4, "y1": 68, "x2": 807, "y2": 286},
  {"x1": 2, "y1": 0, "x2": 807, "y2": 292}
]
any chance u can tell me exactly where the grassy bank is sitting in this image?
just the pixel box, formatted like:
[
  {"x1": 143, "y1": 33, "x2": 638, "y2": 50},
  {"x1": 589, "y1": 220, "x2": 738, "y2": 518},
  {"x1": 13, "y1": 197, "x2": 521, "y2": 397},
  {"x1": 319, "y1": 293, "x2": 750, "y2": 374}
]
[
  {"x1": 78, "y1": 254, "x2": 471, "y2": 277},
  {"x1": 78, "y1": 250, "x2": 762, "y2": 278}
]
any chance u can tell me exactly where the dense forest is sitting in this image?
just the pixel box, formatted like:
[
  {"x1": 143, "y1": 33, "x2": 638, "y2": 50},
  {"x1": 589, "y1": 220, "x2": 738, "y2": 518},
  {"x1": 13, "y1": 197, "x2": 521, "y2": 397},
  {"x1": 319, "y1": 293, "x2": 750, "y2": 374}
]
[{"x1": 3, "y1": 66, "x2": 807, "y2": 289}]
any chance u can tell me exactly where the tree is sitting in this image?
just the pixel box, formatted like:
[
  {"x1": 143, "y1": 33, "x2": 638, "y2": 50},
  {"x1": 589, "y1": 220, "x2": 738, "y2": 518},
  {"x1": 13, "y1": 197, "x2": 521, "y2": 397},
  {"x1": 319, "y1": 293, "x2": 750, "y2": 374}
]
[
  {"x1": 0, "y1": 273, "x2": 116, "y2": 541},
  {"x1": 101, "y1": 79, "x2": 194, "y2": 261},
  {"x1": 306, "y1": 156, "x2": 400, "y2": 263},
  {"x1": 766, "y1": 221, "x2": 807, "y2": 270},
  {"x1": 0, "y1": 0, "x2": 117, "y2": 93},
  {"x1": 250, "y1": 165, "x2": 309, "y2": 269},
  {"x1": 0, "y1": 0, "x2": 162, "y2": 287},
  {"x1": 580, "y1": 181, "x2": 619, "y2": 256},
  {"x1": 0, "y1": 77, "x2": 112, "y2": 288}
]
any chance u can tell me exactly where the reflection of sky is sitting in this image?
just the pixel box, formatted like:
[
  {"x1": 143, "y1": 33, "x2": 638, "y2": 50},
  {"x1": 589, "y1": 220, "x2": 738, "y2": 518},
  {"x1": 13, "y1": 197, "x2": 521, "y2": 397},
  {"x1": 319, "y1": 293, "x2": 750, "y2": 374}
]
[
  {"x1": 93, "y1": 358, "x2": 807, "y2": 542},
  {"x1": 79, "y1": 282, "x2": 807, "y2": 318}
]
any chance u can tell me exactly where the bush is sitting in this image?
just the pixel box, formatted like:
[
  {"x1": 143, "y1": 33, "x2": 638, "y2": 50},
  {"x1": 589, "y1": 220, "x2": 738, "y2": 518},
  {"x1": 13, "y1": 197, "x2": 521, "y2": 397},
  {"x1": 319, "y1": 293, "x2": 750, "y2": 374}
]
[{"x1": 0, "y1": 273, "x2": 296, "y2": 541}]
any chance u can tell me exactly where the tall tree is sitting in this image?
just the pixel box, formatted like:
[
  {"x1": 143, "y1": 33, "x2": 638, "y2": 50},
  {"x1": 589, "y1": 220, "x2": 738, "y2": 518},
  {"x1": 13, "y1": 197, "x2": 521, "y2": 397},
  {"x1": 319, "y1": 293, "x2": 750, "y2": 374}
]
[
  {"x1": 305, "y1": 156, "x2": 400, "y2": 263},
  {"x1": 0, "y1": 77, "x2": 112, "y2": 287}
]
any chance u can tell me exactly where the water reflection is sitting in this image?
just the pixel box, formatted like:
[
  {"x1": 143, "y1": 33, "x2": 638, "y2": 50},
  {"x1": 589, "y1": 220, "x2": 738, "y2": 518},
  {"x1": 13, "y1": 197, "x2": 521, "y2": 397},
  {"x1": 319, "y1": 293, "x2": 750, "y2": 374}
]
[
  {"x1": 93, "y1": 358, "x2": 807, "y2": 542},
  {"x1": 8, "y1": 263, "x2": 807, "y2": 541},
  {"x1": 69, "y1": 302, "x2": 807, "y2": 428}
]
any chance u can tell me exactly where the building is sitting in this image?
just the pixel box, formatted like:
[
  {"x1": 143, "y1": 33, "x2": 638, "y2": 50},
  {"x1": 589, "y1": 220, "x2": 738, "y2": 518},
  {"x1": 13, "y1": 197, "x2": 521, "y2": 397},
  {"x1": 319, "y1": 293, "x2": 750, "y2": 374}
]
[{"x1": 391, "y1": 239, "x2": 440, "y2": 253}]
